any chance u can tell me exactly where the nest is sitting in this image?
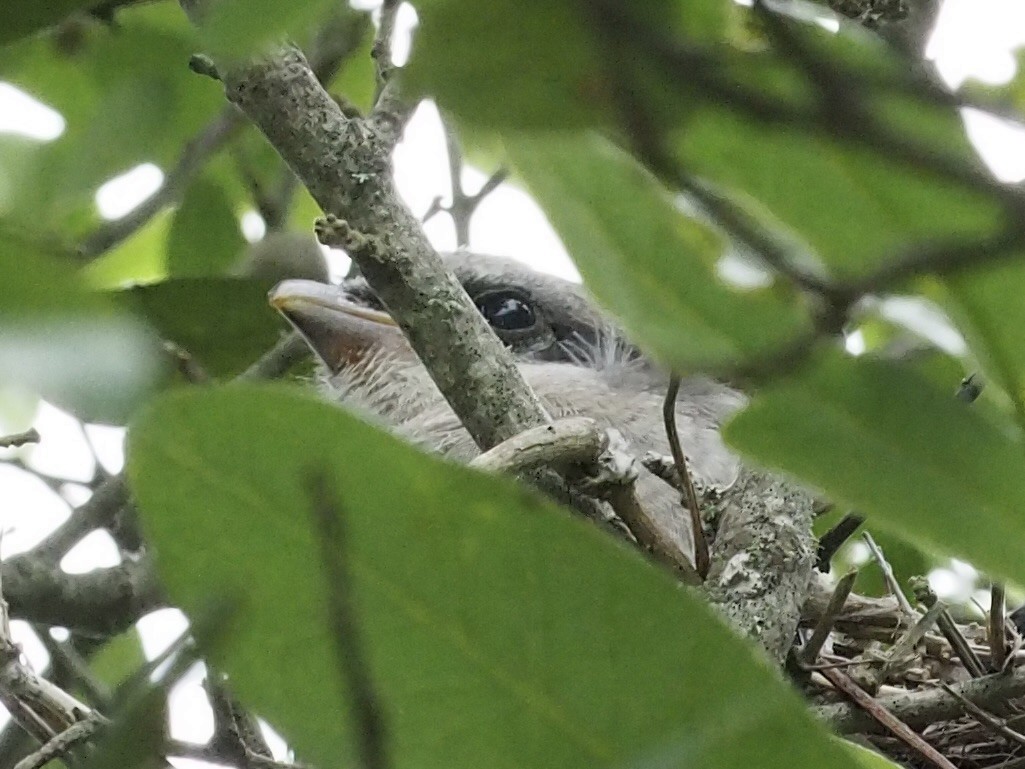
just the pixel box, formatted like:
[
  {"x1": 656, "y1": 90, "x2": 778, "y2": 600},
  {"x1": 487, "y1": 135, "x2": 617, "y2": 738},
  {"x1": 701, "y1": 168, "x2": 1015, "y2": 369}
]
[{"x1": 798, "y1": 562, "x2": 1025, "y2": 769}]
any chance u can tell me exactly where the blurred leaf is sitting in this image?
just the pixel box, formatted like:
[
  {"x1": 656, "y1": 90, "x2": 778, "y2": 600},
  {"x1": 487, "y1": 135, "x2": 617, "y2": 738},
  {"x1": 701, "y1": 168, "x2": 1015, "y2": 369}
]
[
  {"x1": 0, "y1": 225, "x2": 162, "y2": 422},
  {"x1": 941, "y1": 257, "x2": 1025, "y2": 424},
  {"x1": 725, "y1": 352, "x2": 1025, "y2": 585},
  {"x1": 82, "y1": 210, "x2": 173, "y2": 288},
  {"x1": 507, "y1": 133, "x2": 810, "y2": 369},
  {"x1": 201, "y1": 0, "x2": 339, "y2": 57},
  {"x1": 674, "y1": 107, "x2": 999, "y2": 278},
  {"x1": 0, "y1": 0, "x2": 102, "y2": 45},
  {"x1": 0, "y1": 7, "x2": 221, "y2": 226},
  {"x1": 128, "y1": 385, "x2": 861, "y2": 769},
  {"x1": 841, "y1": 739, "x2": 904, "y2": 768},
  {"x1": 87, "y1": 631, "x2": 147, "y2": 691},
  {"x1": 410, "y1": 0, "x2": 725, "y2": 129},
  {"x1": 407, "y1": 0, "x2": 604, "y2": 128},
  {"x1": 126, "y1": 277, "x2": 284, "y2": 378},
  {"x1": 167, "y1": 178, "x2": 245, "y2": 277}
]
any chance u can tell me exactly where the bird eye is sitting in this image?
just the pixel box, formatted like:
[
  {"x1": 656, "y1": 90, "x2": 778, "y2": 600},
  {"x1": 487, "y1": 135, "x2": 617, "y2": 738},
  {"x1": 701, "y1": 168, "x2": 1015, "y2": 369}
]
[{"x1": 474, "y1": 291, "x2": 538, "y2": 332}]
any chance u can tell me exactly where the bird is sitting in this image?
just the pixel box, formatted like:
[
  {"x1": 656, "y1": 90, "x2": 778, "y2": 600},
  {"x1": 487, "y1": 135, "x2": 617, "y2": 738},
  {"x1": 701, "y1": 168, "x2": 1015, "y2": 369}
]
[{"x1": 268, "y1": 252, "x2": 747, "y2": 570}]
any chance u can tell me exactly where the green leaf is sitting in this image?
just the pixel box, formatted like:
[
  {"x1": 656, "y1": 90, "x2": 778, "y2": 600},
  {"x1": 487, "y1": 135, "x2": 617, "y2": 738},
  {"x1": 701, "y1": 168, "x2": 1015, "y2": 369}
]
[
  {"x1": 675, "y1": 108, "x2": 998, "y2": 278},
  {"x1": 167, "y1": 178, "x2": 245, "y2": 277},
  {"x1": 128, "y1": 385, "x2": 860, "y2": 769},
  {"x1": 841, "y1": 739, "x2": 904, "y2": 768},
  {"x1": 126, "y1": 277, "x2": 285, "y2": 379},
  {"x1": 941, "y1": 258, "x2": 1025, "y2": 424},
  {"x1": 725, "y1": 352, "x2": 1025, "y2": 585},
  {"x1": 0, "y1": 225, "x2": 162, "y2": 422},
  {"x1": 84, "y1": 631, "x2": 146, "y2": 690},
  {"x1": 409, "y1": 0, "x2": 725, "y2": 129},
  {"x1": 507, "y1": 133, "x2": 810, "y2": 369},
  {"x1": 0, "y1": 7, "x2": 222, "y2": 225},
  {"x1": 408, "y1": 0, "x2": 602, "y2": 128},
  {"x1": 200, "y1": 0, "x2": 339, "y2": 58},
  {"x1": 0, "y1": 0, "x2": 102, "y2": 45},
  {"x1": 82, "y1": 210, "x2": 172, "y2": 289}
]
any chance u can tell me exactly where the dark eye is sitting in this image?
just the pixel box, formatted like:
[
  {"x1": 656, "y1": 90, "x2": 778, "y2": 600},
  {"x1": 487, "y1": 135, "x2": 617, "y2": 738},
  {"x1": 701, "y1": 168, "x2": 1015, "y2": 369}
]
[{"x1": 475, "y1": 291, "x2": 537, "y2": 331}]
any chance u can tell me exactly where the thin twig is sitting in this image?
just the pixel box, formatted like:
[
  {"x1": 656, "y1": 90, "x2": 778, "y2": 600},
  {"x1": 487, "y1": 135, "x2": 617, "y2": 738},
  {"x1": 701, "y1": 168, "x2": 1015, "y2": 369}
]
[
  {"x1": 163, "y1": 341, "x2": 211, "y2": 384},
  {"x1": 938, "y1": 681, "x2": 1025, "y2": 749},
  {"x1": 12, "y1": 715, "x2": 103, "y2": 769},
  {"x1": 873, "y1": 602, "x2": 944, "y2": 687},
  {"x1": 32, "y1": 627, "x2": 111, "y2": 707},
  {"x1": 663, "y1": 375, "x2": 709, "y2": 579},
  {"x1": 862, "y1": 531, "x2": 916, "y2": 617},
  {"x1": 910, "y1": 577, "x2": 988, "y2": 678},
  {"x1": 990, "y1": 582, "x2": 1008, "y2": 672},
  {"x1": 426, "y1": 122, "x2": 509, "y2": 247},
  {"x1": 306, "y1": 472, "x2": 390, "y2": 769},
  {"x1": 371, "y1": 0, "x2": 401, "y2": 95},
  {"x1": 31, "y1": 475, "x2": 129, "y2": 562},
  {"x1": 815, "y1": 512, "x2": 865, "y2": 571},
  {"x1": 77, "y1": 108, "x2": 243, "y2": 261},
  {"x1": 0, "y1": 430, "x2": 40, "y2": 449},
  {"x1": 799, "y1": 569, "x2": 857, "y2": 666}
]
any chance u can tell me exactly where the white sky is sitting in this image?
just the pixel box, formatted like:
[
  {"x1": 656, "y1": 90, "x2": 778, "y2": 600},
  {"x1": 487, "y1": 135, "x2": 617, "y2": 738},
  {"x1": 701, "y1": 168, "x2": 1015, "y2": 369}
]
[{"x1": 0, "y1": 0, "x2": 1023, "y2": 758}]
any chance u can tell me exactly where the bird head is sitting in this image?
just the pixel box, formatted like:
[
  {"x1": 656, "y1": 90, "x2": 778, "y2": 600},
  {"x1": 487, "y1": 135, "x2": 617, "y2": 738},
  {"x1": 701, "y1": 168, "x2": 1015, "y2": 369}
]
[{"x1": 269, "y1": 251, "x2": 743, "y2": 486}]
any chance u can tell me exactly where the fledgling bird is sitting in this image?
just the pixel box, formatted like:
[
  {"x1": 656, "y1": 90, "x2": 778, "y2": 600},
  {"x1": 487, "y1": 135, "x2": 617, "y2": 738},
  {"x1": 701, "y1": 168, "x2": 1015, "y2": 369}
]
[{"x1": 269, "y1": 252, "x2": 747, "y2": 569}]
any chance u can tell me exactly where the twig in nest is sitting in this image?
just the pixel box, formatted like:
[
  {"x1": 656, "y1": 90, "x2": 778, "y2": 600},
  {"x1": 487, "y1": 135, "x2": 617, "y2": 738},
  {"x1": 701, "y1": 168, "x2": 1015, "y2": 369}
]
[
  {"x1": 990, "y1": 582, "x2": 1007, "y2": 672},
  {"x1": 820, "y1": 667, "x2": 958, "y2": 769},
  {"x1": 799, "y1": 569, "x2": 858, "y2": 667},
  {"x1": 873, "y1": 602, "x2": 944, "y2": 687},
  {"x1": 910, "y1": 577, "x2": 987, "y2": 678},
  {"x1": 938, "y1": 681, "x2": 1025, "y2": 749},
  {"x1": 0, "y1": 429, "x2": 40, "y2": 449},
  {"x1": 862, "y1": 531, "x2": 916, "y2": 617},
  {"x1": 306, "y1": 471, "x2": 391, "y2": 769},
  {"x1": 816, "y1": 512, "x2": 865, "y2": 571},
  {"x1": 663, "y1": 375, "x2": 708, "y2": 579}
]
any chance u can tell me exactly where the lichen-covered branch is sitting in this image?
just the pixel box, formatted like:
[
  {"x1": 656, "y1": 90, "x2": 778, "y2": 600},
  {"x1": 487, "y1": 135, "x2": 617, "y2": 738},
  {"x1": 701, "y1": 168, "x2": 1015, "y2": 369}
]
[{"x1": 703, "y1": 470, "x2": 817, "y2": 665}]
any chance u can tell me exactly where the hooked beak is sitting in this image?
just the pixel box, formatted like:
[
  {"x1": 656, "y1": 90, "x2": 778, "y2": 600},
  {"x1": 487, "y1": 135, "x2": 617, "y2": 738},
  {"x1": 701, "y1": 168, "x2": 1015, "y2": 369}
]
[{"x1": 269, "y1": 280, "x2": 405, "y2": 371}]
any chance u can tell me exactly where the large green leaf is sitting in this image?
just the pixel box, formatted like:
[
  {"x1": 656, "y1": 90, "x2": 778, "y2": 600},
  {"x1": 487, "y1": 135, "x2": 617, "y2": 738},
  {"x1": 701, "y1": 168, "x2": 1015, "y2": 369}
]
[
  {"x1": 408, "y1": 0, "x2": 726, "y2": 128},
  {"x1": 126, "y1": 277, "x2": 284, "y2": 378},
  {"x1": 507, "y1": 133, "x2": 810, "y2": 369},
  {"x1": 725, "y1": 352, "x2": 1025, "y2": 584},
  {"x1": 167, "y1": 178, "x2": 245, "y2": 277},
  {"x1": 128, "y1": 385, "x2": 859, "y2": 769}
]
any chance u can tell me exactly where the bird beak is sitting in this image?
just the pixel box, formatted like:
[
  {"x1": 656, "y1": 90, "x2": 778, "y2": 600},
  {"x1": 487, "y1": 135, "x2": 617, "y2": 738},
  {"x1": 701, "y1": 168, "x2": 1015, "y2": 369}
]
[{"x1": 269, "y1": 280, "x2": 405, "y2": 371}]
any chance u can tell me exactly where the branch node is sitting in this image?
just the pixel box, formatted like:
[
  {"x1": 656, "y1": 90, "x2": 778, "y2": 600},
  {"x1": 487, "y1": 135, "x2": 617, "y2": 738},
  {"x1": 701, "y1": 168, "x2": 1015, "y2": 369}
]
[{"x1": 188, "y1": 53, "x2": 221, "y2": 80}]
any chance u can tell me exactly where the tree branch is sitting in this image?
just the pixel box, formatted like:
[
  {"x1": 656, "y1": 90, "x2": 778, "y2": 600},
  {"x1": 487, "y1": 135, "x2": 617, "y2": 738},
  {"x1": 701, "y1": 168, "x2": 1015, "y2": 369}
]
[
  {"x1": 204, "y1": 42, "x2": 550, "y2": 452},
  {"x1": 1, "y1": 556, "x2": 164, "y2": 636},
  {"x1": 816, "y1": 665, "x2": 1025, "y2": 735}
]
